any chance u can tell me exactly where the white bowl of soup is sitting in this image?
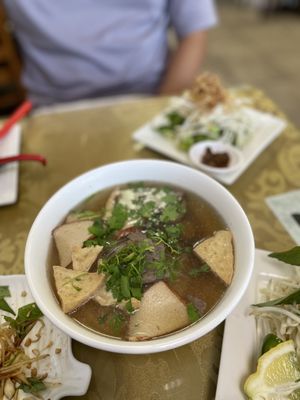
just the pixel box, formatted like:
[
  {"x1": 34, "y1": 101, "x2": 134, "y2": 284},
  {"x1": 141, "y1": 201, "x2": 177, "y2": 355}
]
[{"x1": 25, "y1": 159, "x2": 254, "y2": 354}]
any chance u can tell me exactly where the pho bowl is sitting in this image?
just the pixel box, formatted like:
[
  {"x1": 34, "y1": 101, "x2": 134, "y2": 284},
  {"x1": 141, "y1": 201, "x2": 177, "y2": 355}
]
[{"x1": 25, "y1": 159, "x2": 254, "y2": 354}]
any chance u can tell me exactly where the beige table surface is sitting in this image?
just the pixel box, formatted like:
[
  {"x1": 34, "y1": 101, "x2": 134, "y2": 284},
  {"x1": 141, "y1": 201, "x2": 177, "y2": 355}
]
[{"x1": 0, "y1": 88, "x2": 299, "y2": 400}]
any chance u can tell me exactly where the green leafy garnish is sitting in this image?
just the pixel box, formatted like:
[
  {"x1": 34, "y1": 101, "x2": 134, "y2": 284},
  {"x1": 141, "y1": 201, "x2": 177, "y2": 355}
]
[
  {"x1": 156, "y1": 112, "x2": 185, "y2": 138},
  {"x1": 187, "y1": 303, "x2": 201, "y2": 322},
  {"x1": 98, "y1": 311, "x2": 126, "y2": 334},
  {"x1": 269, "y1": 246, "x2": 300, "y2": 266},
  {"x1": 84, "y1": 203, "x2": 128, "y2": 247},
  {"x1": 4, "y1": 302, "x2": 43, "y2": 341},
  {"x1": 19, "y1": 377, "x2": 46, "y2": 394},
  {"x1": 188, "y1": 263, "x2": 210, "y2": 277},
  {"x1": 0, "y1": 285, "x2": 15, "y2": 315},
  {"x1": 261, "y1": 333, "x2": 283, "y2": 355},
  {"x1": 109, "y1": 312, "x2": 126, "y2": 334},
  {"x1": 253, "y1": 288, "x2": 300, "y2": 307},
  {"x1": 99, "y1": 240, "x2": 154, "y2": 302}
]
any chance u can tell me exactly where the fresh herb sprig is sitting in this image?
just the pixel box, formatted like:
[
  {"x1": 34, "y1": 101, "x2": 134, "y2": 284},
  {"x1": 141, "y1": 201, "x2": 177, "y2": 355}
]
[
  {"x1": 84, "y1": 203, "x2": 128, "y2": 247},
  {"x1": 4, "y1": 302, "x2": 43, "y2": 342},
  {"x1": 98, "y1": 240, "x2": 154, "y2": 302},
  {"x1": 269, "y1": 246, "x2": 300, "y2": 266},
  {"x1": 187, "y1": 303, "x2": 201, "y2": 322},
  {"x1": 0, "y1": 285, "x2": 15, "y2": 315},
  {"x1": 19, "y1": 377, "x2": 47, "y2": 394}
]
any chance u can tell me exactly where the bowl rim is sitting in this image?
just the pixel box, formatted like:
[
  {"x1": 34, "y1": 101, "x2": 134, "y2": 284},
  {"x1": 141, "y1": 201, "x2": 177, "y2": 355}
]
[{"x1": 25, "y1": 159, "x2": 255, "y2": 354}]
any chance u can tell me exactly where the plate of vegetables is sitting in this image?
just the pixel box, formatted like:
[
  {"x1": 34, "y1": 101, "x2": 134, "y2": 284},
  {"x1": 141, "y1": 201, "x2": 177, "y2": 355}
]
[
  {"x1": 133, "y1": 73, "x2": 286, "y2": 185},
  {"x1": 216, "y1": 247, "x2": 300, "y2": 399},
  {"x1": 0, "y1": 275, "x2": 91, "y2": 400}
]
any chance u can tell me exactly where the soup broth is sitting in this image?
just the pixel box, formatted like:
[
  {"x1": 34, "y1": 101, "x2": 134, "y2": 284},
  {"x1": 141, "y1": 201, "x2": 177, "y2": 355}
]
[{"x1": 50, "y1": 182, "x2": 234, "y2": 341}]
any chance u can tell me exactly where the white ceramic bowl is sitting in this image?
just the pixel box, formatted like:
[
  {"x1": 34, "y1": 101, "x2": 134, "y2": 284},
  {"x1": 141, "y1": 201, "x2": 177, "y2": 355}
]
[
  {"x1": 189, "y1": 140, "x2": 244, "y2": 175},
  {"x1": 25, "y1": 159, "x2": 254, "y2": 354}
]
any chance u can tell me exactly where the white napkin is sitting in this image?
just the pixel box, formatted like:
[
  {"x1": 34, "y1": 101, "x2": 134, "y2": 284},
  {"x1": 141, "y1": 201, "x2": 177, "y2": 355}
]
[{"x1": 0, "y1": 125, "x2": 22, "y2": 206}]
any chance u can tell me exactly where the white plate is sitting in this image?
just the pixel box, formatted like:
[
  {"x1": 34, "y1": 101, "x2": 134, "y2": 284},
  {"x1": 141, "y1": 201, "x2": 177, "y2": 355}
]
[
  {"x1": 0, "y1": 125, "x2": 21, "y2": 206},
  {"x1": 215, "y1": 248, "x2": 298, "y2": 399},
  {"x1": 0, "y1": 274, "x2": 91, "y2": 400},
  {"x1": 133, "y1": 107, "x2": 286, "y2": 185}
]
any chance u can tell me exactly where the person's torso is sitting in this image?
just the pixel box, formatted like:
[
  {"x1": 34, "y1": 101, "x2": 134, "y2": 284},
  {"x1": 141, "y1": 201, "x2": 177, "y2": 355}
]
[{"x1": 4, "y1": 0, "x2": 169, "y2": 105}]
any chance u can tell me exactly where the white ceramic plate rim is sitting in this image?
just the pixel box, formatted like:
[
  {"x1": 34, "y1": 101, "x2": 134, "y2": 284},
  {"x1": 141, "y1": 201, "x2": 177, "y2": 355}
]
[
  {"x1": 0, "y1": 274, "x2": 91, "y2": 400},
  {"x1": 25, "y1": 159, "x2": 255, "y2": 354},
  {"x1": 215, "y1": 248, "x2": 297, "y2": 399},
  {"x1": 133, "y1": 106, "x2": 286, "y2": 185}
]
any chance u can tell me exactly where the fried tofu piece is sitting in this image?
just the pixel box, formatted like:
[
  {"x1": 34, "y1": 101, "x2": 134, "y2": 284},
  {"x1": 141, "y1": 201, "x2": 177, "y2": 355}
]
[
  {"x1": 128, "y1": 281, "x2": 189, "y2": 341},
  {"x1": 53, "y1": 265, "x2": 105, "y2": 313},
  {"x1": 71, "y1": 245, "x2": 103, "y2": 271},
  {"x1": 53, "y1": 220, "x2": 93, "y2": 267},
  {"x1": 193, "y1": 230, "x2": 234, "y2": 286},
  {"x1": 93, "y1": 284, "x2": 117, "y2": 307}
]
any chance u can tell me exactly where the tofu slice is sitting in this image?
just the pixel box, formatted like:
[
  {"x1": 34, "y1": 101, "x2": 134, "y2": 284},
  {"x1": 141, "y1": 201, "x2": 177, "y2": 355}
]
[
  {"x1": 128, "y1": 281, "x2": 189, "y2": 341},
  {"x1": 193, "y1": 230, "x2": 234, "y2": 286},
  {"x1": 71, "y1": 245, "x2": 103, "y2": 271},
  {"x1": 94, "y1": 284, "x2": 117, "y2": 307},
  {"x1": 53, "y1": 265, "x2": 105, "y2": 313},
  {"x1": 53, "y1": 220, "x2": 93, "y2": 267}
]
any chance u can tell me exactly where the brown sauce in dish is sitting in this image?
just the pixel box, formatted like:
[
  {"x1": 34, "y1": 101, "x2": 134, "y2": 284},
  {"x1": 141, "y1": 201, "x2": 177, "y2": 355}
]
[
  {"x1": 202, "y1": 147, "x2": 230, "y2": 168},
  {"x1": 49, "y1": 183, "x2": 230, "y2": 341}
]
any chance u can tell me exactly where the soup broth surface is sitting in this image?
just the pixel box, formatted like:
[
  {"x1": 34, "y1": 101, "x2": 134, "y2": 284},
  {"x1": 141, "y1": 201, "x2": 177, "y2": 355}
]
[{"x1": 50, "y1": 182, "x2": 232, "y2": 341}]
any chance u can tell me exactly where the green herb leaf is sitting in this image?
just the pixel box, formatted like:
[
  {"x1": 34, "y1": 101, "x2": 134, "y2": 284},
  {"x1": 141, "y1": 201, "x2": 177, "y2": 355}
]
[
  {"x1": 0, "y1": 298, "x2": 15, "y2": 315},
  {"x1": 167, "y1": 111, "x2": 185, "y2": 126},
  {"x1": 125, "y1": 299, "x2": 134, "y2": 313},
  {"x1": 269, "y1": 246, "x2": 300, "y2": 266},
  {"x1": 187, "y1": 303, "x2": 201, "y2": 322},
  {"x1": 121, "y1": 275, "x2": 131, "y2": 299},
  {"x1": 261, "y1": 333, "x2": 283, "y2": 355},
  {"x1": 0, "y1": 285, "x2": 11, "y2": 298},
  {"x1": 108, "y1": 312, "x2": 126, "y2": 334},
  {"x1": 188, "y1": 263, "x2": 210, "y2": 277},
  {"x1": 0, "y1": 286, "x2": 15, "y2": 315},
  {"x1": 19, "y1": 377, "x2": 46, "y2": 394},
  {"x1": 109, "y1": 203, "x2": 128, "y2": 231},
  {"x1": 253, "y1": 288, "x2": 300, "y2": 307},
  {"x1": 4, "y1": 302, "x2": 43, "y2": 340}
]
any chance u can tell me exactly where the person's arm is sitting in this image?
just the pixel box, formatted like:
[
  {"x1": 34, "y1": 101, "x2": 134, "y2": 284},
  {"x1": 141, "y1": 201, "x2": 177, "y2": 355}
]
[{"x1": 158, "y1": 30, "x2": 207, "y2": 95}]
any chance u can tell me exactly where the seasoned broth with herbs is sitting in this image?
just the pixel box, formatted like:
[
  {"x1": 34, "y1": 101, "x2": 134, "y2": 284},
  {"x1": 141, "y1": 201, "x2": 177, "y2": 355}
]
[{"x1": 50, "y1": 182, "x2": 234, "y2": 341}]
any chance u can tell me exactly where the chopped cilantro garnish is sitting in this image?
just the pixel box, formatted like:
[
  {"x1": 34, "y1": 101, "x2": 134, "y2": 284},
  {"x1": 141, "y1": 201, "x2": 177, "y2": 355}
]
[
  {"x1": 188, "y1": 263, "x2": 210, "y2": 277},
  {"x1": 187, "y1": 303, "x2": 201, "y2": 322}
]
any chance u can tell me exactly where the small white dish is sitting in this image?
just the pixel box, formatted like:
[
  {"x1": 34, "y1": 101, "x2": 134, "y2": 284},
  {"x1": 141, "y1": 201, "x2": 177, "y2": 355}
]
[
  {"x1": 0, "y1": 274, "x2": 92, "y2": 400},
  {"x1": 189, "y1": 140, "x2": 244, "y2": 175}
]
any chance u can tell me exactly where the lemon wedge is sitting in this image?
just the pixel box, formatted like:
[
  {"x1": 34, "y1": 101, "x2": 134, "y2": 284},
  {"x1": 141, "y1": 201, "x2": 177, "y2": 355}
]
[{"x1": 244, "y1": 340, "x2": 300, "y2": 399}]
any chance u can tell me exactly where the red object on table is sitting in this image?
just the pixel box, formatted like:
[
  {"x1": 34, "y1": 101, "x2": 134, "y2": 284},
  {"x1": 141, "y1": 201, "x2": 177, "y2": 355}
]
[
  {"x1": 0, "y1": 100, "x2": 32, "y2": 140},
  {"x1": 0, "y1": 154, "x2": 47, "y2": 166}
]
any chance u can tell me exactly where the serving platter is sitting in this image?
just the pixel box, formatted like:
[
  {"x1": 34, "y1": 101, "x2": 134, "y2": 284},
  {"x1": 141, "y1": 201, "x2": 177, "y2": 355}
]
[
  {"x1": 215, "y1": 248, "x2": 298, "y2": 399},
  {"x1": 133, "y1": 106, "x2": 286, "y2": 185},
  {"x1": 0, "y1": 125, "x2": 21, "y2": 206},
  {"x1": 0, "y1": 274, "x2": 91, "y2": 400}
]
